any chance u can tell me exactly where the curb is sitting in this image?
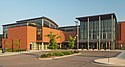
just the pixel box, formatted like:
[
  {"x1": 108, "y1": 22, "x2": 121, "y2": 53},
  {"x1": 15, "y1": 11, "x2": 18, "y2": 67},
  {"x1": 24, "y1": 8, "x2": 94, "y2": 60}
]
[{"x1": 39, "y1": 53, "x2": 81, "y2": 60}]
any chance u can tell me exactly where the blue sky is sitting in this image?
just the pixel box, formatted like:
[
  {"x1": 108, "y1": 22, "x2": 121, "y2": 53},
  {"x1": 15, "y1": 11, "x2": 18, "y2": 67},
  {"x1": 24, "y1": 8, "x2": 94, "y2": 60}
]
[{"x1": 0, "y1": 0, "x2": 125, "y2": 34}]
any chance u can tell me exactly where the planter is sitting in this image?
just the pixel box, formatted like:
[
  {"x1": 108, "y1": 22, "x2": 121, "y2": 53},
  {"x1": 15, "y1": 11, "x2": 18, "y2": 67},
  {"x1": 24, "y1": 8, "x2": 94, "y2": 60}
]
[{"x1": 39, "y1": 53, "x2": 81, "y2": 60}]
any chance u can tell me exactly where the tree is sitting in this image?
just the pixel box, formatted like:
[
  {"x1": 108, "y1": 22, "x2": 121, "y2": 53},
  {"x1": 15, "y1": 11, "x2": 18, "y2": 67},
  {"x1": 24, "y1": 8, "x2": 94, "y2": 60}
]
[
  {"x1": 68, "y1": 35, "x2": 76, "y2": 49},
  {"x1": 46, "y1": 32, "x2": 61, "y2": 49}
]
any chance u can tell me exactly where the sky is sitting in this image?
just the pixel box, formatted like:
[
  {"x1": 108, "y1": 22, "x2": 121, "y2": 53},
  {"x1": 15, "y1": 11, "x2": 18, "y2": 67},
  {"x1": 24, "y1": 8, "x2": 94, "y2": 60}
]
[{"x1": 0, "y1": 0, "x2": 125, "y2": 34}]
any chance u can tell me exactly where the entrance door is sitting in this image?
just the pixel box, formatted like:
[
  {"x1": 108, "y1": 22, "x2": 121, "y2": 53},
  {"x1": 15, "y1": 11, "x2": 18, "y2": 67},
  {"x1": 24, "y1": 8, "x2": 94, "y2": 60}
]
[{"x1": 30, "y1": 44, "x2": 32, "y2": 50}]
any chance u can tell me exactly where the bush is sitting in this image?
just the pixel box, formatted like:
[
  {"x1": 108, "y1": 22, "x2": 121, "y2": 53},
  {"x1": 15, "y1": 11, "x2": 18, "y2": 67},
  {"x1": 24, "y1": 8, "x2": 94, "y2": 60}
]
[
  {"x1": 63, "y1": 51, "x2": 74, "y2": 55},
  {"x1": 40, "y1": 51, "x2": 80, "y2": 58},
  {"x1": 53, "y1": 52, "x2": 64, "y2": 56},
  {"x1": 47, "y1": 53, "x2": 55, "y2": 56},
  {"x1": 41, "y1": 54, "x2": 50, "y2": 58}
]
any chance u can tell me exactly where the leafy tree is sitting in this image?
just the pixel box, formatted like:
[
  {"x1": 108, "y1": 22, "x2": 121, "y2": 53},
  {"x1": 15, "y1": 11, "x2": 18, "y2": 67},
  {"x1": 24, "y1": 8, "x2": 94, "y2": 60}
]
[
  {"x1": 46, "y1": 32, "x2": 61, "y2": 49},
  {"x1": 68, "y1": 35, "x2": 76, "y2": 49}
]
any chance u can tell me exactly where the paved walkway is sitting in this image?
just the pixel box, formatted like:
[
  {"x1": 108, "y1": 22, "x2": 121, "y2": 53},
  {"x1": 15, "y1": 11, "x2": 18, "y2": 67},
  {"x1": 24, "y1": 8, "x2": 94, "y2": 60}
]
[
  {"x1": 0, "y1": 50, "x2": 48, "y2": 56},
  {"x1": 94, "y1": 50, "x2": 125, "y2": 66}
]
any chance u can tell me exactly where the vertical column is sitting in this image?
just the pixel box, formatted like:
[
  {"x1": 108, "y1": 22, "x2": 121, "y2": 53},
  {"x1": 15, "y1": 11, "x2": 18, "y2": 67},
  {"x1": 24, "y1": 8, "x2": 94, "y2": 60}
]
[
  {"x1": 106, "y1": 42, "x2": 107, "y2": 49},
  {"x1": 75, "y1": 21, "x2": 79, "y2": 49},
  {"x1": 99, "y1": 16, "x2": 101, "y2": 50},
  {"x1": 42, "y1": 43, "x2": 44, "y2": 50},
  {"x1": 77, "y1": 22, "x2": 79, "y2": 49},
  {"x1": 42, "y1": 19, "x2": 44, "y2": 26},
  {"x1": 111, "y1": 15, "x2": 114, "y2": 49},
  {"x1": 59, "y1": 43, "x2": 62, "y2": 49},
  {"x1": 49, "y1": 22, "x2": 51, "y2": 28},
  {"x1": 87, "y1": 18, "x2": 89, "y2": 50}
]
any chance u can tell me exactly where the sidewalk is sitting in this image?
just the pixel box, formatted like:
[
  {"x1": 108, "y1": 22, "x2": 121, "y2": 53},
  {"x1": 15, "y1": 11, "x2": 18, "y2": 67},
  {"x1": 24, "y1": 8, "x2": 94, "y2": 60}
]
[
  {"x1": 0, "y1": 50, "x2": 48, "y2": 57},
  {"x1": 94, "y1": 51, "x2": 125, "y2": 66},
  {"x1": 94, "y1": 58, "x2": 125, "y2": 66}
]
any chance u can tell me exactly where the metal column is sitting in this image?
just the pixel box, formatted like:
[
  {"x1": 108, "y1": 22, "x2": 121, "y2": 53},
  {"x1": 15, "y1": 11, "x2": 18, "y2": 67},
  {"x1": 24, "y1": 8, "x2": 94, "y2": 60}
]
[
  {"x1": 111, "y1": 15, "x2": 115, "y2": 49},
  {"x1": 99, "y1": 16, "x2": 101, "y2": 50},
  {"x1": 87, "y1": 18, "x2": 89, "y2": 50}
]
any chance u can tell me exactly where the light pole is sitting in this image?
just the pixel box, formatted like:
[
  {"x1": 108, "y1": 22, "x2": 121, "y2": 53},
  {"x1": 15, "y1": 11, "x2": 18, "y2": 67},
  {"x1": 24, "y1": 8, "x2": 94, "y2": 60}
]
[
  {"x1": 108, "y1": 41, "x2": 110, "y2": 63},
  {"x1": 75, "y1": 21, "x2": 79, "y2": 50}
]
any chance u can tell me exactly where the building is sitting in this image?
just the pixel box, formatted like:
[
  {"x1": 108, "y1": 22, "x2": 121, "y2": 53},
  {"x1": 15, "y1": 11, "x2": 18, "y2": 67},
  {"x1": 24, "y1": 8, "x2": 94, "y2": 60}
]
[
  {"x1": 117, "y1": 21, "x2": 125, "y2": 49},
  {"x1": 58, "y1": 26, "x2": 79, "y2": 48},
  {"x1": 2, "y1": 13, "x2": 120, "y2": 50},
  {"x1": 76, "y1": 13, "x2": 117, "y2": 50},
  {"x1": 2, "y1": 16, "x2": 65, "y2": 50}
]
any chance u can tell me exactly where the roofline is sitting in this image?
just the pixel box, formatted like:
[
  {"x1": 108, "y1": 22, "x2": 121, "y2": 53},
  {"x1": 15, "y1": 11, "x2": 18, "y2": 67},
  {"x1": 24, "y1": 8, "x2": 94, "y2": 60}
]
[
  {"x1": 76, "y1": 13, "x2": 117, "y2": 21},
  {"x1": 2, "y1": 22, "x2": 19, "y2": 26},
  {"x1": 118, "y1": 21, "x2": 125, "y2": 23},
  {"x1": 2, "y1": 16, "x2": 58, "y2": 27},
  {"x1": 16, "y1": 16, "x2": 58, "y2": 27}
]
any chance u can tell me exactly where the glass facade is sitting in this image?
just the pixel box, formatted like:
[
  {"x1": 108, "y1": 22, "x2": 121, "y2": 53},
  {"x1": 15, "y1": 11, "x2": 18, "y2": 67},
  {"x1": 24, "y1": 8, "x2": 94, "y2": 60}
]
[
  {"x1": 43, "y1": 20, "x2": 57, "y2": 29},
  {"x1": 80, "y1": 19, "x2": 114, "y2": 40},
  {"x1": 80, "y1": 19, "x2": 113, "y2": 40},
  {"x1": 77, "y1": 14, "x2": 117, "y2": 49}
]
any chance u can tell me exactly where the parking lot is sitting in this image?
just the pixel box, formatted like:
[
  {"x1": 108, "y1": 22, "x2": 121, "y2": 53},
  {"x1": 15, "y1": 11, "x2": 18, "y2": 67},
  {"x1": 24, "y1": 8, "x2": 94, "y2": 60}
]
[{"x1": 0, "y1": 50, "x2": 123, "y2": 67}]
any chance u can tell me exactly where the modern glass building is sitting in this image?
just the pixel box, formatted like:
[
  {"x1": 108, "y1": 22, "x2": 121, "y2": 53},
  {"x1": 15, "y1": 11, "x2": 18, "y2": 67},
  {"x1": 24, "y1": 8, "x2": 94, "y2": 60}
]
[{"x1": 76, "y1": 13, "x2": 117, "y2": 50}]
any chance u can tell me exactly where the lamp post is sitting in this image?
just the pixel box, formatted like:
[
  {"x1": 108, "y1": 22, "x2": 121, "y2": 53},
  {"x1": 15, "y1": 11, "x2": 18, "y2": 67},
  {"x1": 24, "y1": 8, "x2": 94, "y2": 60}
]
[
  {"x1": 75, "y1": 21, "x2": 79, "y2": 50},
  {"x1": 108, "y1": 41, "x2": 110, "y2": 63}
]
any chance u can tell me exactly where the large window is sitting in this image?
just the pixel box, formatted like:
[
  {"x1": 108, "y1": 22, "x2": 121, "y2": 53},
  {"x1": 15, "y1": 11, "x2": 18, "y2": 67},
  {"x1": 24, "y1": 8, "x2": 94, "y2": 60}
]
[
  {"x1": 3, "y1": 26, "x2": 8, "y2": 39},
  {"x1": 35, "y1": 19, "x2": 42, "y2": 40}
]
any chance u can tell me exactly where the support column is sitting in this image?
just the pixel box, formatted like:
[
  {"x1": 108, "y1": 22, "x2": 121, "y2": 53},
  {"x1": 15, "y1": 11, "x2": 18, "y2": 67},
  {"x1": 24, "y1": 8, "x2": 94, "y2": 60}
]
[
  {"x1": 97, "y1": 42, "x2": 98, "y2": 49},
  {"x1": 99, "y1": 16, "x2": 101, "y2": 50},
  {"x1": 42, "y1": 43, "x2": 44, "y2": 50},
  {"x1": 111, "y1": 15, "x2": 114, "y2": 50},
  {"x1": 59, "y1": 43, "x2": 62, "y2": 49},
  {"x1": 106, "y1": 42, "x2": 108, "y2": 49},
  {"x1": 87, "y1": 18, "x2": 89, "y2": 50}
]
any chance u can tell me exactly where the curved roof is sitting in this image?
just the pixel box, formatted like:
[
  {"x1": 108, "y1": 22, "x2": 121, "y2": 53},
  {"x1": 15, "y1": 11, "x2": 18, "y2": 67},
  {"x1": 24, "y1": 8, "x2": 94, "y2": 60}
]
[{"x1": 16, "y1": 16, "x2": 58, "y2": 27}]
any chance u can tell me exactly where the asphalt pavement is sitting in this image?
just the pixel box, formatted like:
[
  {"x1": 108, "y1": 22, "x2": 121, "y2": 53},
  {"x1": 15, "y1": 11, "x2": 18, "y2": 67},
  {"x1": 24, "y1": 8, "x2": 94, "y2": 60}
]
[{"x1": 0, "y1": 50, "x2": 123, "y2": 67}]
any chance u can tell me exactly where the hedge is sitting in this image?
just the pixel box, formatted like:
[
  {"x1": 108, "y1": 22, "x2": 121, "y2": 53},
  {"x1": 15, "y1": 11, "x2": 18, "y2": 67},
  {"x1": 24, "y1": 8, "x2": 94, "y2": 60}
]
[{"x1": 40, "y1": 50, "x2": 79, "y2": 58}]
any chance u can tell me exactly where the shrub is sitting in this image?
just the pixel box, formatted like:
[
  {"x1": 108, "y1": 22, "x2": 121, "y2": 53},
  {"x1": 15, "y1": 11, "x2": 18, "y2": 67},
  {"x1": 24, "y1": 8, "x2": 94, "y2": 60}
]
[
  {"x1": 40, "y1": 51, "x2": 80, "y2": 58},
  {"x1": 41, "y1": 54, "x2": 50, "y2": 58},
  {"x1": 47, "y1": 53, "x2": 55, "y2": 56},
  {"x1": 63, "y1": 51, "x2": 73, "y2": 55},
  {"x1": 53, "y1": 52, "x2": 64, "y2": 56}
]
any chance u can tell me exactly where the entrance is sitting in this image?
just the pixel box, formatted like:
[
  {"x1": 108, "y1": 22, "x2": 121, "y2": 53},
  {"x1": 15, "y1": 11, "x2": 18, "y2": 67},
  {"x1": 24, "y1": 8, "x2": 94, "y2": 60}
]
[{"x1": 30, "y1": 44, "x2": 32, "y2": 50}]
